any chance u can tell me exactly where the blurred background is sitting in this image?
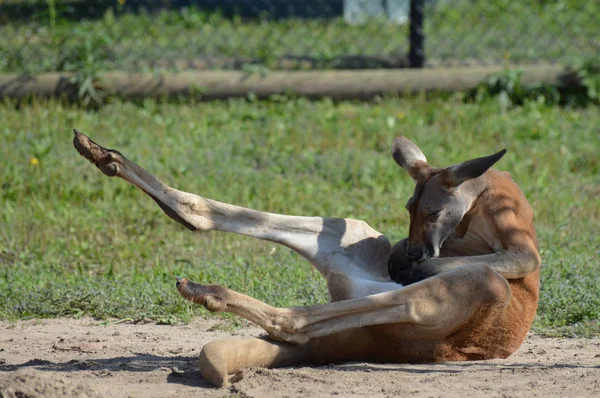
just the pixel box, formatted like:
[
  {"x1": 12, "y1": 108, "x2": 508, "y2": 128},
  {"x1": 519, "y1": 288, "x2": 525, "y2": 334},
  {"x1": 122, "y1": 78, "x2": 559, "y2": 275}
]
[{"x1": 1, "y1": 0, "x2": 598, "y2": 74}]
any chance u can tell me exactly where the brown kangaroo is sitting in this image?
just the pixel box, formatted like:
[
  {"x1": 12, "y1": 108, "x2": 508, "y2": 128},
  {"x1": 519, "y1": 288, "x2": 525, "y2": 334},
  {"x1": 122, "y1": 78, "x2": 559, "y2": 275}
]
[{"x1": 73, "y1": 131, "x2": 540, "y2": 387}]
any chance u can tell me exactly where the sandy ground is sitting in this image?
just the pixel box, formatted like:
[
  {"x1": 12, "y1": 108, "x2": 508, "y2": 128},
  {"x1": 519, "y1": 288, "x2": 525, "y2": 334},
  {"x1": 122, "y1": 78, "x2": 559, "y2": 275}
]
[{"x1": 0, "y1": 318, "x2": 598, "y2": 398}]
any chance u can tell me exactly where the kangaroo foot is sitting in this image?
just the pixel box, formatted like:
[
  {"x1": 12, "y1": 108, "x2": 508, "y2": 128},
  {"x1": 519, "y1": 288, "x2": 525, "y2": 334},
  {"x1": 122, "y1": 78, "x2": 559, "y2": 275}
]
[
  {"x1": 176, "y1": 277, "x2": 228, "y2": 313},
  {"x1": 72, "y1": 129, "x2": 124, "y2": 177}
]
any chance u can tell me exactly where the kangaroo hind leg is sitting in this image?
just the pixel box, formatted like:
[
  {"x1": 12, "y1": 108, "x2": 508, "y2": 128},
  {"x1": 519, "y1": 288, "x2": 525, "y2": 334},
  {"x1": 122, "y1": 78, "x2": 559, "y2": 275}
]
[{"x1": 73, "y1": 130, "x2": 393, "y2": 296}]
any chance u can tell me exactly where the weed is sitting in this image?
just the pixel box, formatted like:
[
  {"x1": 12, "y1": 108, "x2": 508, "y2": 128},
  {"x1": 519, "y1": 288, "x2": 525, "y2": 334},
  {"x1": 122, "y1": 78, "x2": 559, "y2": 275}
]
[{"x1": 466, "y1": 59, "x2": 600, "y2": 108}]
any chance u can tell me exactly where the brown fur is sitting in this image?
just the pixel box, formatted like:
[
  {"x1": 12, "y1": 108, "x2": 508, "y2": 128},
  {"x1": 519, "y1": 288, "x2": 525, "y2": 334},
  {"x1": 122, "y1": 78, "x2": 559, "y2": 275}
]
[{"x1": 431, "y1": 169, "x2": 540, "y2": 361}]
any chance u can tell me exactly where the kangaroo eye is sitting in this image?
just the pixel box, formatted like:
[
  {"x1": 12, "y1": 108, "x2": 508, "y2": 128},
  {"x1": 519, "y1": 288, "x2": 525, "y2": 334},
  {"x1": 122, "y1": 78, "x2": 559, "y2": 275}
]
[{"x1": 426, "y1": 209, "x2": 442, "y2": 219}]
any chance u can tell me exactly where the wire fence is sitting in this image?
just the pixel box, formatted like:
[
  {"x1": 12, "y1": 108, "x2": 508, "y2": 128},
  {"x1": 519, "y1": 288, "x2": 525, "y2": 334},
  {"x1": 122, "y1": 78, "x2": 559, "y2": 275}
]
[{"x1": 1, "y1": 0, "x2": 598, "y2": 74}]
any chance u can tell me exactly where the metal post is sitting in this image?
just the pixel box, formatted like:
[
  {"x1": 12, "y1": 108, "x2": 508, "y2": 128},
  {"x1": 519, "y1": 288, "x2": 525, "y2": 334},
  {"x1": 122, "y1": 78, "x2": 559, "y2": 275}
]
[{"x1": 409, "y1": 0, "x2": 425, "y2": 68}]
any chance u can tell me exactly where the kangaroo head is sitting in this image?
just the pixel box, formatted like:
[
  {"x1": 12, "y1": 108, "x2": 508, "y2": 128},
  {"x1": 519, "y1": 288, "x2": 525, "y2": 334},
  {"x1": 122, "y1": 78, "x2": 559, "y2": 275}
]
[{"x1": 392, "y1": 136, "x2": 506, "y2": 262}]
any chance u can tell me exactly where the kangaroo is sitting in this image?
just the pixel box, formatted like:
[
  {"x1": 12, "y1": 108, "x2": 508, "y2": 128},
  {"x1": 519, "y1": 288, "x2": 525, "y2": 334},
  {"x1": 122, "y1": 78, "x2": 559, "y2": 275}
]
[{"x1": 72, "y1": 131, "x2": 540, "y2": 387}]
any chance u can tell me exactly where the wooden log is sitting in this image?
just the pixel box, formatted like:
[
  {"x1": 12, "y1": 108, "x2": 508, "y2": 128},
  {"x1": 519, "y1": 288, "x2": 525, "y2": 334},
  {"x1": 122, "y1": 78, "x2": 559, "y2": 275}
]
[{"x1": 0, "y1": 66, "x2": 573, "y2": 100}]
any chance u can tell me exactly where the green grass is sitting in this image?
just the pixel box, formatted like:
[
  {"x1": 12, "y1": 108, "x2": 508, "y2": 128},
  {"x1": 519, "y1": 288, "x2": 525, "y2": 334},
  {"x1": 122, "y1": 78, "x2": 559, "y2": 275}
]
[
  {"x1": 1, "y1": 0, "x2": 598, "y2": 73},
  {"x1": 0, "y1": 96, "x2": 599, "y2": 337}
]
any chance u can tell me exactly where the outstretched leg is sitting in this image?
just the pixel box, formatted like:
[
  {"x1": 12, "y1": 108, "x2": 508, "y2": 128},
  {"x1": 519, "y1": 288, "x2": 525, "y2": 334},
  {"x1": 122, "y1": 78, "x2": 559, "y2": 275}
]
[
  {"x1": 72, "y1": 130, "x2": 393, "y2": 298},
  {"x1": 176, "y1": 262, "x2": 512, "y2": 345}
]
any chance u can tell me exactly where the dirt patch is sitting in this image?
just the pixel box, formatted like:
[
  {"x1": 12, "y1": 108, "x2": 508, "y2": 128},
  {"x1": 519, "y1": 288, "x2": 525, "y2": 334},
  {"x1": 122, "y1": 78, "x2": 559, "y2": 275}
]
[
  {"x1": 0, "y1": 369, "x2": 103, "y2": 398},
  {"x1": 0, "y1": 318, "x2": 598, "y2": 398}
]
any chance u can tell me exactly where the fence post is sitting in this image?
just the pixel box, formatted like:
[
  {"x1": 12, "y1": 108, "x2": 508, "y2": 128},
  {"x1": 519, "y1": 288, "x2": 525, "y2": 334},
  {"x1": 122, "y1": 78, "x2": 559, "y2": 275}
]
[{"x1": 409, "y1": 0, "x2": 425, "y2": 68}]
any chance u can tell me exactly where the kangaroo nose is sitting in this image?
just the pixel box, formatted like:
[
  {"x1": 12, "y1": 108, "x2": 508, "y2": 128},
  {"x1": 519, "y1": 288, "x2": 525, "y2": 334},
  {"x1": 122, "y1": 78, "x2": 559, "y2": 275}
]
[{"x1": 406, "y1": 245, "x2": 423, "y2": 261}]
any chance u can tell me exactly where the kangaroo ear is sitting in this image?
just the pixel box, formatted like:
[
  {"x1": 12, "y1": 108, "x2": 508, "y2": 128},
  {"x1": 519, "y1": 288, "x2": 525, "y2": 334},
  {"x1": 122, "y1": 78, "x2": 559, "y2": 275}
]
[
  {"x1": 442, "y1": 149, "x2": 507, "y2": 188},
  {"x1": 391, "y1": 136, "x2": 431, "y2": 182}
]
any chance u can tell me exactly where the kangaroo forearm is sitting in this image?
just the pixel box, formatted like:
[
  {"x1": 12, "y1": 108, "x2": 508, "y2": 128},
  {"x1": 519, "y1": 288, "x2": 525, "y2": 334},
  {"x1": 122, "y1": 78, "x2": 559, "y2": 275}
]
[{"x1": 422, "y1": 250, "x2": 540, "y2": 279}]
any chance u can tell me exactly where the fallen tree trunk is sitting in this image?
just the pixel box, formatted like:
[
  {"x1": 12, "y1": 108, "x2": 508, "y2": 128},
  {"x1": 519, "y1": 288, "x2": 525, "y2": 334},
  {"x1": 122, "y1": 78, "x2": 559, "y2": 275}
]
[{"x1": 0, "y1": 66, "x2": 575, "y2": 100}]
